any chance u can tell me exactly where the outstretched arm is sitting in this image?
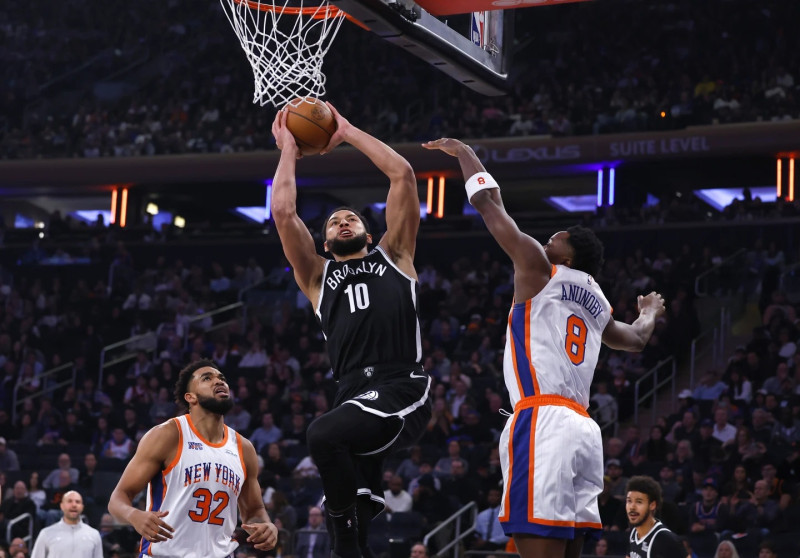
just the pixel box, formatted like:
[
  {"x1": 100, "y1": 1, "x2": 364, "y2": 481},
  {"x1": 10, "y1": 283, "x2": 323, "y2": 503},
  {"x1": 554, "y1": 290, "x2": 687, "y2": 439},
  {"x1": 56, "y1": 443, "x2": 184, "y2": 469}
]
[
  {"x1": 271, "y1": 111, "x2": 326, "y2": 302},
  {"x1": 423, "y1": 138, "x2": 551, "y2": 299},
  {"x1": 324, "y1": 103, "x2": 418, "y2": 274},
  {"x1": 108, "y1": 422, "x2": 177, "y2": 544},
  {"x1": 602, "y1": 292, "x2": 666, "y2": 351}
]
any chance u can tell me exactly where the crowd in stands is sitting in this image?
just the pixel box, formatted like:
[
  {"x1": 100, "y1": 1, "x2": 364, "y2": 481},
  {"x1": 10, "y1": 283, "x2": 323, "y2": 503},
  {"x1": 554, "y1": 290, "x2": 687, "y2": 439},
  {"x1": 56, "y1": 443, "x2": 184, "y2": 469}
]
[
  {"x1": 0, "y1": 205, "x2": 797, "y2": 557},
  {"x1": 1, "y1": 0, "x2": 799, "y2": 159}
]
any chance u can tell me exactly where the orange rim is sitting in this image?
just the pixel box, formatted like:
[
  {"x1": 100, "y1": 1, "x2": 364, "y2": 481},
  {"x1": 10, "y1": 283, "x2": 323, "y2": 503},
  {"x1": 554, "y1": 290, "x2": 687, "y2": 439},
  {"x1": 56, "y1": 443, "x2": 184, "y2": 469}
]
[{"x1": 232, "y1": 1, "x2": 370, "y2": 30}]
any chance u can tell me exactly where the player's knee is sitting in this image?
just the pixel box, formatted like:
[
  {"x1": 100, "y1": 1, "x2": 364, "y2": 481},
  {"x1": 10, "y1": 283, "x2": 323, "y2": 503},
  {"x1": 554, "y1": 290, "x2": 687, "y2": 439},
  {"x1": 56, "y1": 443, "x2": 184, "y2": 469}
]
[{"x1": 306, "y1": 415, "x2": 335, "y2": 457}]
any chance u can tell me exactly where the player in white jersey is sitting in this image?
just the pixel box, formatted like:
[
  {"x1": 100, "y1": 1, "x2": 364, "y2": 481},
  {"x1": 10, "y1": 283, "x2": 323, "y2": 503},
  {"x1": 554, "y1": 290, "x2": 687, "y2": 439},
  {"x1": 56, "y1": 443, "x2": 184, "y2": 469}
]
[
  {"x1": 109, "y1": 359, "x2": 278, "y2": 558},
  {"x1": 424, "y1": 138, "x2": 665, "y2": 558}
]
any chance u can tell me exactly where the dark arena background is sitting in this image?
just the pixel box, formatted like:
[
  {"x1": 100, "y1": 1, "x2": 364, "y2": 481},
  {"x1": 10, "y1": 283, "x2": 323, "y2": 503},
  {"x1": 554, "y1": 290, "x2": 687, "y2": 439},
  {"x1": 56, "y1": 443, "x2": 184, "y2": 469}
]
[{"x1": 0, "y1": 0, "x2": 799, "y2": 557}]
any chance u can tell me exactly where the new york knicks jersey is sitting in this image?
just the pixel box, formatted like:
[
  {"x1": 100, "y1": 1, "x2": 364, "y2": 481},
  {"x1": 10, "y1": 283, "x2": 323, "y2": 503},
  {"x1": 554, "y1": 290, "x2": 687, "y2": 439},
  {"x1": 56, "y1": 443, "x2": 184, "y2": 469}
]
[
  {"x1": 503, "y1": 265, "x2": 612, "y2": 409},
  {"x1": 139, "y1": 415, "x2": 246, "y2": 558},
  {"x1": 316, "y1": 246, "x2": 422, "y2": 379}
]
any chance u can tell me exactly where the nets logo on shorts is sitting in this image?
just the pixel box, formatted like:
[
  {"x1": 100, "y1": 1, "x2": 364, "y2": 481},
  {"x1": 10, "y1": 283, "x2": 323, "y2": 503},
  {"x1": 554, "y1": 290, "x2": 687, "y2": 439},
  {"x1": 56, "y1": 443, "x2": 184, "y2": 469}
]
[{"x1": 355, "y1": 391, "x2": 379, "y2": 401}]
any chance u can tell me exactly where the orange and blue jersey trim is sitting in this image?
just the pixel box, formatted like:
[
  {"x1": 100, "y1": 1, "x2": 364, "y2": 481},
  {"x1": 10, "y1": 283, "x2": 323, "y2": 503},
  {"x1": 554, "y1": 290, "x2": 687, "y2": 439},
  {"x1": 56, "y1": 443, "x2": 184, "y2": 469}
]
[
  {"x1": 500, "y1": 394, "x2": 602, "y2": 540},
  {"x1": 509, "y1": 299, "x2": 539, "y2": 398}
]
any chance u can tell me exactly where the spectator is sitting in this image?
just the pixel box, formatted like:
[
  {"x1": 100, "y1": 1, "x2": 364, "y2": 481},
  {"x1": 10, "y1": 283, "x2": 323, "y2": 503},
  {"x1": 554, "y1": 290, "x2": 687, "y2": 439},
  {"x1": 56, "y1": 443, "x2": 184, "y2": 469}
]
[
  {"x1": 409, "y1": 462, "x2": 441, "y2": 495},
  {"x1": 395, "y1": 446, "x2": 424, "y2": 485},
  {"x1": 470, "y1": 487, "x2": 508, "y2": 550},
  {"x1": 239, "y1": 341, "x2": 269, "y2": 368},
  {"x1": 0, "y1": 481, "x2": 37, "y2": 539},
  {"x1": 412, "y1": 474, "x2": 450, "y2": 526},
  {"x1": 669, "y1": 410, "x2": 699, "y2": 444},
  {"x1": 384, "y1": 475, "x2": 413, "y2": 514},
  {"x1": 79, "y1": 453, "x2": 98, "y2": 496},
  {"x1": 410, "y1": 542, "x2": 429, "y2": 558},
  {"x1": 250, "y1": 413, "x2": 283, "y2": 453},
  {"x1": 593, "y1": 537, "x2": 610, "y2": 556},
  {"x1": 265, "y1": 490, "x2": 297, "y2": 531},
  {"x1": 102, "y1": 428, "x2": 135, "y2": 460},
  {"x1": 711, "y1": 407, "x2": 737, "y2": 445},
  {"x1": 7, "y1": 539, "x2": 27, "y2": 558},
  {"x1": 149, "y1": 387, "x2": 177, "y2": 423},
  {"x1": 597, "y1": 475, "x2": 625, "y2": 531},
  {"x1": 658, "y1": 465, "x2": 682, "y2": 503},
  {"x1": 739, "y1": 479, "x2": 780, "y2": 538},
  {"x1": 28, "y1": 472, "x2": 46, "y2": 512},
  {"x1": 434, "y1": 440, "x2": 465, "y2": 478},
  {"x1": 293, "y1": 455, "x2": 319, "y2": 479},
  {"x1": 757, "y1": 540, "x2": 778, "y2": 558},
  {"x1": 693, "y1": 419, "x2": 724, "y2": 471},
  {"x1": 763, "y1": 363, "x2": 792, "y2": 396},
  {"x1": 693, "y1": 372, "x2": 728, "y2": 403},
  {"x1": 40, "y1": 469, "x2": 79, "y2": 527},
  {"x1": 591, "y1": 381, "x2": 618, "y2": 425},
  {"x1": 605, "y1": 459, "x2": 629, "y2": 501},
  {"x1": 294, "y1": 506, "x2": 329, "y2": 558},
  {"x1": 99, "y1": 513, "x2": 133, "y2": 557},
  {"x1": 688, "y1": 477, "x2": 726, "y2": 557},
  {"x1": 713, "y1": 540, "x2": 740, "y2": 558},
  {"x1": 42, "y1": 454, "x2": 79, "y2": 489},
  {"x1": 126, "y1": 350, "x2": 154, "y2": 379},
  {"x1": 0, "y1": 437, "x2": 20, "y2": 471}
]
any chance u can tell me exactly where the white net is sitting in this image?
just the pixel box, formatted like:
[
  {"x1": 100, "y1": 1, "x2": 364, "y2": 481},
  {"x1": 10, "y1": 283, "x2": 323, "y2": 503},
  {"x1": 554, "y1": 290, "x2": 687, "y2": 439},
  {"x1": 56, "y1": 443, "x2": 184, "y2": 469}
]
[{"x1": 219, "y1": 0, "x2": 347, "y2": 108}]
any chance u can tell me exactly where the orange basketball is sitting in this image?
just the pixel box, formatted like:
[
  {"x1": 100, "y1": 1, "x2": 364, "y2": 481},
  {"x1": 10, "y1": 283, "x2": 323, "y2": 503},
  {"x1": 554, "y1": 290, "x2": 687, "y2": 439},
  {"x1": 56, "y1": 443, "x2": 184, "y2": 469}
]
[{"x1": 285, "y1": 97, "x2": 337, "y2": 156}]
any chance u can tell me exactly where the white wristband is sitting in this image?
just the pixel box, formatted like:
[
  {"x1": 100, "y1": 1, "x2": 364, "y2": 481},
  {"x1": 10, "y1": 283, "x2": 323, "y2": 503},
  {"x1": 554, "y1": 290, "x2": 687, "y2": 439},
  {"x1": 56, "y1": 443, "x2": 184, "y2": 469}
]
[{"x1": 465, "y1": 172, "x2": 499, "y2": 203}]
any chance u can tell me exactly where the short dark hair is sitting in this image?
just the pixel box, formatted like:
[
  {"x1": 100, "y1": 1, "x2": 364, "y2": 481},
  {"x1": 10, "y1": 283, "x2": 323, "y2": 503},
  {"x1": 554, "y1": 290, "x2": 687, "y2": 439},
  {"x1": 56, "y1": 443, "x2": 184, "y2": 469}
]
[
  {"x1": 566, "y1": 225, "x2": 604, "y2": 277},
  {"x1": 322, "y1": 206, "x2": 371, "y2": 235},
  {"x1": 174, "y1": 359, "x2": 218, "y2": 411},
  {"x1": 626, "y1": 475, "x2": 662, "y2": 513}
]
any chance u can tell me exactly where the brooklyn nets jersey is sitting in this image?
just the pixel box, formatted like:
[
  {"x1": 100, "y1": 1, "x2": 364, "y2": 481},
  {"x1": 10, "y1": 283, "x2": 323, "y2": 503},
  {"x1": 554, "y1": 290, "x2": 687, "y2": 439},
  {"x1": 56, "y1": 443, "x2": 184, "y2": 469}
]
[
  {"x1": 504, "y1": 265, "x2": 612, "y2": 409},
  {"x1": 316, "y1": 246, "x2": 422, "y2": 379},
  {"x1": 628, "y1": 520, "x2": 686, "y2": 558},
  {"x1": 139, "y1": 415, "x2": 246, "y2": 558}
]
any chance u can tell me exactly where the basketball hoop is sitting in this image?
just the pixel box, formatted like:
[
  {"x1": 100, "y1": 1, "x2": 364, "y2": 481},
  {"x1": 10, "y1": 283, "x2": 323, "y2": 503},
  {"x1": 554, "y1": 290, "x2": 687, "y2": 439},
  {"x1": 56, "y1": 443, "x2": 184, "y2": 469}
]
[{"x1": 219, "y1": 0, "x2": 357, "y2": 108}]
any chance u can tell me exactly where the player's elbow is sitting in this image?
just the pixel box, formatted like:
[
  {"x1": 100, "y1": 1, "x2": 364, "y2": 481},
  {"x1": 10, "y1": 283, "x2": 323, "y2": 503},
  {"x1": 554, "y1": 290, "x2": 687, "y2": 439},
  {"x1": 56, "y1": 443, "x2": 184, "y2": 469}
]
[
  {"x1": 271, "y1": 201, "x2": 297, "y2": 221},
  {"x1": 630, "y1": 334, "x2": 649, "y2": 352},
  {"x1": 388, "y1": 161, "x2": 415, "y2": 184}
]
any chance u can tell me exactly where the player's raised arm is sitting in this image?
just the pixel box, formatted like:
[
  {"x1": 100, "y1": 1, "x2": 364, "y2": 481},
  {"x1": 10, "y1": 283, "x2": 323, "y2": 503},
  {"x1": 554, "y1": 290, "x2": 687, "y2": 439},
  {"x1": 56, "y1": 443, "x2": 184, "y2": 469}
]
[
  {"x1": 108, "y1": 422, "x2": 178, "y2": 543},
  {"x1": 271, "y1": 110, "x2": 327, "y2": 301},
  {"x1": 424, "y1": 138, "x2": 551, "y2": 295},
  {"x1": 323, "y1": 102, "x2": 418, "y2": 272},
  {"x1": 238, "y1": 436, "x2": 278, "y2": 551},
  {"x1": 602, "y1": 292, "x2": 666, "y2": 351}
]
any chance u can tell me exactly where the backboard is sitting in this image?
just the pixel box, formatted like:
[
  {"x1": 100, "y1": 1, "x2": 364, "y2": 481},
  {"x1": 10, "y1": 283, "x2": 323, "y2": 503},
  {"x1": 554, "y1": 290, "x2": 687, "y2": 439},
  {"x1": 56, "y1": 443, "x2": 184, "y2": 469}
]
[{"x1": 330, "y1": 0, "x2": 515, "y2": 96}]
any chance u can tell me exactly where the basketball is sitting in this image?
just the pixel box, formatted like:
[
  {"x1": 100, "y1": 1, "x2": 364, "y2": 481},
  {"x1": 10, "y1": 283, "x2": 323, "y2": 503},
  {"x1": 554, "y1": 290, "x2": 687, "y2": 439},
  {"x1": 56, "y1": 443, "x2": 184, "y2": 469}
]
[{"x1": 285, "y1": 98, "x2": 337, "y2": 156}]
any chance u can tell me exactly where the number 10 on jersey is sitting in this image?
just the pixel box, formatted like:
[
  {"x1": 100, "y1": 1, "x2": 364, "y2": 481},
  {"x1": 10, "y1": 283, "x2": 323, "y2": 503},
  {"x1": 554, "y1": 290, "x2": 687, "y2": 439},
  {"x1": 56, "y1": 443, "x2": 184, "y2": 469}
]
[{"x1": 344, "y1": 283, "x2": 370, "y2": 313}]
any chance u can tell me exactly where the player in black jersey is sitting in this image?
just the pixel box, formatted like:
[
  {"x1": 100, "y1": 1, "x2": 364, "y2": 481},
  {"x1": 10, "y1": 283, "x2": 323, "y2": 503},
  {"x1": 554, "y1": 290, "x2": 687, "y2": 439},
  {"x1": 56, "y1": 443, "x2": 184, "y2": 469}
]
[
  {"x1": 626, "y1": 476, "x2": 688, "y2": 558},
  {"x1": 271, "y1": 105, "x2": 431, "y2": 558}
]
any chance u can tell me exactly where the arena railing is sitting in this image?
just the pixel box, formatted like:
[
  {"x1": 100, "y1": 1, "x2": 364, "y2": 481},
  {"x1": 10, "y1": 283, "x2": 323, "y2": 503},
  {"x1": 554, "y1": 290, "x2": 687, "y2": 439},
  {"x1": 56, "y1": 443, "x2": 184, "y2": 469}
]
[
  {"x1": 591, "y1": 398, "x2": 619, "y2": 438},
  {"x1": 633, "y1": 357, "x2": 677, "y2": 426},
  {"x1": 97, "y1": 330, "x2": 158, "y2": 388},
  {"x1": 7, "y1": 512, "x2": 34, "y2": 548},
  {"x1": 423, "y1": 501, "x2": 477, "y2": 558},
  {"x1": 12, "y1": 361, "x2": 76, "y2": 424},
  {"x1": 689, "y1": 324, "x2": 719, "y2": 389},
  {"x1": 181, "y1": 302, "x2": 244, "y2": 351},
  {"x1": 694, "y1": 248, "x2": 747, "y2": 298}
]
